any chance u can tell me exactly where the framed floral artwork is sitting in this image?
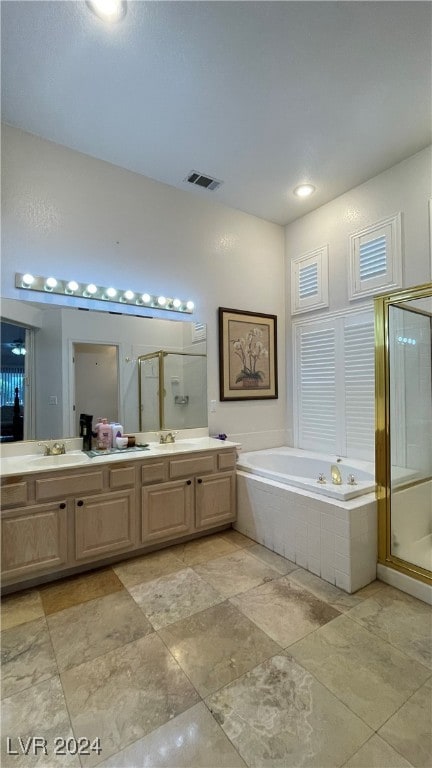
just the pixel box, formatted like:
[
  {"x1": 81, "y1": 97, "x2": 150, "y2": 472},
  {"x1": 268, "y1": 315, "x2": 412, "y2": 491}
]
[{"x1": 218, "y1": 307, "x2": 278, "y2": 401}]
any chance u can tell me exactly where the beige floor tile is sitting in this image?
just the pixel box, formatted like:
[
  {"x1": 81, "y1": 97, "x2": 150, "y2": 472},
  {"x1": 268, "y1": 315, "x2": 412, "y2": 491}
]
[
  {"x1": 98, "y1": 702, "x2": 247, "y2": 767},
  {"x1": 346, "y1": 587, "x2": 432, "y2": 669},
  {"x1": 113, "y1": 548, "x2": 184, "y2": 588},
  {"x1": 247, "y1": 543, "x2": 298, "y2": 575},
  {"x1": 128, "y1": 567, "x2": 223, "y2": 629},
  {"x1": 206, "y1": 654, "x2": 372, "y2": 768},
  {"x1": 47, "y1": 590, "x2": 154, "y2": 671},
  {"x1": 61, "y1": 633, "x2": 199, "y2": 767},
  {"x1": 219, "y1": 528, "x2": 255, "y2": 549},
  {"x1": 39, "y1": 568, "x2": 124, "y2": 615},
  {"x1": 230, "y1": 576, "x2": 340, "y2": 647},
  {"x1": 159, "y1": 600, "x2": 281, "y2": 698},
  {"x1": 289, "y1": 614, "x2": 431, "y2": 730},
  {"x1": 169, "y1": 534, "x2": 239, "y2": 566},
  {"x1": 1, "y1": 676, "x2": 80, "y2": 767},
  {"x1": 290, "y1": 568, "x2": 367, "y2": 611},
  {"x1": 343, "y1": 734, "x2": 413, "y2": 767},
  {"x1": 194, "y1": 549, "x2": 280, "y2": 598},
  {"x1": 1, "y1": 589, "x2": 44, "y2": 631},
  {"x1": 378, "y1": 678, "x2": 432, "y2": 767},
  {"x1": 1, "y1": 617, "x2": 57, "y2": 699}
]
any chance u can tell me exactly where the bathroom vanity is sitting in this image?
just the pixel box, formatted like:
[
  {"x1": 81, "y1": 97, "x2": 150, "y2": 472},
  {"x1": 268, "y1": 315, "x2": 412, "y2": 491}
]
[{"x1": 0, "y1": 438, "x2": 237, "y2": 593}]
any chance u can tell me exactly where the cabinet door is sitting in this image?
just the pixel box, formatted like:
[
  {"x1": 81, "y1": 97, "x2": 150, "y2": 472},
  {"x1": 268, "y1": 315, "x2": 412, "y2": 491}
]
[
  {"x1": 1, "y1": 502, "x2": 68, "y2": 580},
  {"x1": 195, "y1": 471, "x2": 236, "y2": 529},
  {"x1": 75, "y1": 490, "x2": 136, "y2": 561},
  {"x1": 142, "y1": 480, "x2": 193, "y2": 543}
]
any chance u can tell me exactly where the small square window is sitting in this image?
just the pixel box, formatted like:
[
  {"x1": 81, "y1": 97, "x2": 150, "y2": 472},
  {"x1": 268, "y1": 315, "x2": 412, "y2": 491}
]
[
  {"x1": 349, "y1": 213, "x2": 402, "y2": 300},
  {"x1": 291, "y1": 245, "x2": 329, "y2": 315}
]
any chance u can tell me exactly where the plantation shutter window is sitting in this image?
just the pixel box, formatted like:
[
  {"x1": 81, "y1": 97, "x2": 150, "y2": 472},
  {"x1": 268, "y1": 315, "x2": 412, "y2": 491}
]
[
  {"x1": 344, "y1": 315, "x2": 375, "y2": 460},
  {"x1": 296, "y1": 324, "x2": 337, "y2": 452},
  {"x1": 349, "y1": 213, "x2": 402, "y2": 300},
  {"x1": 291, "y1": 246, "x2": 329, "y2": 315}
]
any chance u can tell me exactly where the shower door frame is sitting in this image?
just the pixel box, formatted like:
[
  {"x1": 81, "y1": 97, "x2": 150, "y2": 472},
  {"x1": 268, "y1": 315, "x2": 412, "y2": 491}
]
[{"x1": 375, "y1": 282, "x2": 432, "y2": 586}]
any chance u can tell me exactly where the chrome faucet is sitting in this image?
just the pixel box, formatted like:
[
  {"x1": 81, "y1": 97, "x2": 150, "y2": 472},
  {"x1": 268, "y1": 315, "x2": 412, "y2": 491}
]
[
  {"x1": 158, "y1": 431, "x2": 177, "y2": 444},
  {"x1": 331, "y1": 464, "x2": 342, "y2": 485},
  {"x1": 38, "y1": 441, "x2": 66, "y2": 456}
]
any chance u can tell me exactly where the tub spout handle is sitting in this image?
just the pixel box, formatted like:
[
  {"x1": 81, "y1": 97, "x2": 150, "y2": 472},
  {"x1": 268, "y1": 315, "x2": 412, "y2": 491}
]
[{"x1": 317, "y1": 473, "x2": 327, "y2": 484}]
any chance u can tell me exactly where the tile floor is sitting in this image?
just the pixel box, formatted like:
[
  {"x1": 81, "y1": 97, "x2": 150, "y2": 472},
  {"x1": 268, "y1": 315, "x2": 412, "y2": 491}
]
[{"x1": 1, "y1": 529, "x2": 431, "y2": 768}]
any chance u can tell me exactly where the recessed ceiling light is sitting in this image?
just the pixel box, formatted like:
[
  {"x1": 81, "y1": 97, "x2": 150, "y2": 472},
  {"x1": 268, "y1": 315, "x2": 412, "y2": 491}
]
[
  {"x1": 86, "y1": 0, "x2": 127, "y2": 23},
  {"x1": 293, "y1": 184, "x2": 316, "y2": 198}
]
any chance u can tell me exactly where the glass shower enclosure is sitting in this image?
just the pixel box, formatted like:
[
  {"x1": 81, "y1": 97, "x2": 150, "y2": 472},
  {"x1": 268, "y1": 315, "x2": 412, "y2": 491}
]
[
  {"x1": 138, "y1": 350, "x2": 207, "y2": 432},
  {"x1": 375, "y1": 283, "x2": 432, "y2": 584}
]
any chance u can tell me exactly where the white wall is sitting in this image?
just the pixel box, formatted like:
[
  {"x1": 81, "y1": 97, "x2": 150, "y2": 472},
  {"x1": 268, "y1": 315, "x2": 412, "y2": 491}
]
[
  {"x1": 2, "y1": 125, "x2": 286, "y2": 449},
  {"x1": 285, "y1": 147, "x2": 432, "y2": 444}
]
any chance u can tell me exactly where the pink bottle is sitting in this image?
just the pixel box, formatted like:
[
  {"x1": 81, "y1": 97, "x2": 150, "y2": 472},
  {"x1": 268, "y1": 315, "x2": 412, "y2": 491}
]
[{"x1": 95, "y1": 418, "x2": 112, "y2": 449}]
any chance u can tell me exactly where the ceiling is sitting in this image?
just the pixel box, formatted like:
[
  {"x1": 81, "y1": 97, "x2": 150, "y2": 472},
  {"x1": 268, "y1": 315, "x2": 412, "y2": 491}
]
[{"x1": 2, "y1": 1, "x2": 431, "y2": 225}]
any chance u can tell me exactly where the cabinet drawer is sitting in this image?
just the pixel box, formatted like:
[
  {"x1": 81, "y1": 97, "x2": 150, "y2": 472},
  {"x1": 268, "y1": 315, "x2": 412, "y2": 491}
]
[
  {"x1": 35, "y1": 470, "x2": 104, "y2": 502},
  {"x1": 1, "y1": 479, "x2": 28, "y2": 508},
  {"x1": 169, "y1": 454, "x2": 215, "y2": 479},
  {"x1": 141, "y1": 460, "x2": 167, "y2": 485},
  {"x1": 109, "y1": 464, "x2": 136, "y2": 489},
  {"x1": 218, "y1": 451, "x2": 236, "y2": 471}
]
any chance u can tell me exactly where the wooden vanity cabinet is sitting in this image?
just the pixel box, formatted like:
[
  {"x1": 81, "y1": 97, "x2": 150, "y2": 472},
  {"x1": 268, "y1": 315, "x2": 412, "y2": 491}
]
[{"x1": 1, "y1": 446, "x2": 237, "y2": 591}]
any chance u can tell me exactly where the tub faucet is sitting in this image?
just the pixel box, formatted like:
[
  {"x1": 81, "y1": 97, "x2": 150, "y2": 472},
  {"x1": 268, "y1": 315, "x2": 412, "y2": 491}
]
[{"x1": 331, "y1": 464, "x2": 342, "y2": 485}]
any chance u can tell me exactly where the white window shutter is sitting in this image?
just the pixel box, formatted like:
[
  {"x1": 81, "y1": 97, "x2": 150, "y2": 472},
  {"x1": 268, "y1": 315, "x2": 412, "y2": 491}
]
[
  {"x1": 349, "y1": 213, "x2": 402, "y2": 300},
  {"x1": 291, "y1": 246, "x2": 329, "y2": 315},
  {"x1": 344, "y1": 318, "x2": 375, "y2": 460},
  {"x1": 296, "y1": 325, "x2": 337, "y2": 452}
]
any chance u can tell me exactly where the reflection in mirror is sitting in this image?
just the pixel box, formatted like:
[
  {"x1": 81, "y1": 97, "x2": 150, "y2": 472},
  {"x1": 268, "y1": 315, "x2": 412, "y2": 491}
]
[
  {"x1": 0, "y1": 299, "x2": 207, "y2": 442},
  {"x1": 139, "y1": 351, "x2": 207, "y2": 431}
]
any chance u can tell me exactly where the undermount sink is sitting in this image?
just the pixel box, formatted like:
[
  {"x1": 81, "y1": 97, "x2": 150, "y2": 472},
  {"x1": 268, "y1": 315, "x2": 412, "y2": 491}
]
[{"x1": 30, "y1": 452, "x2": 91, "y2": 468}]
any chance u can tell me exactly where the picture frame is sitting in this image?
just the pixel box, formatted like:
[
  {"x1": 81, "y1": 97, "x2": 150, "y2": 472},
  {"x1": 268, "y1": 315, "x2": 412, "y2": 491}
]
[{"x1": 218, "y1": 307, "x2": 278, "y2": 401}]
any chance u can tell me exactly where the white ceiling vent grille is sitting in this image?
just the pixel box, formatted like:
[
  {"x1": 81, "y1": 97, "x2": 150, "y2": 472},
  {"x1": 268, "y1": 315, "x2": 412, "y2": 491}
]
[{"x1": 185, "y1": 170, "x2": 223, "y2": 191}]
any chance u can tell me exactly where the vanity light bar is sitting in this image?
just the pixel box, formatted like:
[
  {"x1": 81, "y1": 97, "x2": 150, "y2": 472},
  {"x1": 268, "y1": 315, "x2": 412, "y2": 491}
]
[{"x1": 15, "y1": 274, "x2": 194, "y2": 314}]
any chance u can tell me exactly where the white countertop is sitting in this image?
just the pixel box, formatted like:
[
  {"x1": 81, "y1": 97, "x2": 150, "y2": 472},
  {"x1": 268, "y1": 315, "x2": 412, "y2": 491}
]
[{"x1": 0, "y1": 438, "x2": 238, "y2": 478}]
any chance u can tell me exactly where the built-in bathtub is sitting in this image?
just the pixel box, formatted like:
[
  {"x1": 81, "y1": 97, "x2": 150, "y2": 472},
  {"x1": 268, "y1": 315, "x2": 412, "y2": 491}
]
[{"x1": 235, "y1": 447, "x2": 377, "y2": 593}]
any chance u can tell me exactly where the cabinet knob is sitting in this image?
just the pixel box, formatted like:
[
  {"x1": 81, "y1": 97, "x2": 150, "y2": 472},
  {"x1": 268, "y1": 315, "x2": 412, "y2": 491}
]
[
  {"x1": 77, "y1": 500, "x2": 84, "y2": 507},
  {"x1": 186, "y1": 480, "x2": 192, "y2": 485},
  {"x1": 59, "y1": 502, "x2": 66, "y2": 510},
  {"x1": 197, "y1": 478, "x2": 203, "y2": 484}
]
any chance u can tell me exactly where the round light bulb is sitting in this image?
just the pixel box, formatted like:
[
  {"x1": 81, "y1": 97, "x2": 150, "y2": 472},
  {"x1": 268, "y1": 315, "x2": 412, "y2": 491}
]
[
  {"x1": 46, "y1": 277, "x2": 58, "y2": 289},
  {"x1": 157, "y1": 296, "x2": 167, "y2": 306},
  {"x1": 106, "y1": 287, "x2": 117, "y2": 298},
  {"x1": 141, "y1": 293, "x2": 151, "y2": 303},
  {"x1": 293, "y1": 184, "x2": 316, "y2": 198},
  {"x1": 173, "y1": 298, "x2": 181, "y2": 309},
  {"x1": 67, "y1": 280, "x2": 79, "y2": 292},
  {"x1": 86, "y1": 284, "x2": 98, "y2": 295},
  {"x1": 22, "y1": 273, "x2": 34, "y2": 286},
  {"x1": 124, "y1": 290, "x2": 134, "y2": 301},
  {"x1": 86, "y1": 0, "x2": 127, "y2": 22},
  {"x1": 186, "y1": 300, "x2": 194, "y2": 311}
]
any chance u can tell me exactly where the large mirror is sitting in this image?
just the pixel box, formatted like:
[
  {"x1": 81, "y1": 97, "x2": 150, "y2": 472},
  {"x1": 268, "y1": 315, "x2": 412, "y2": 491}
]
[{"x1": 0, "y1": 298, "x2": 207, "y2": 442}]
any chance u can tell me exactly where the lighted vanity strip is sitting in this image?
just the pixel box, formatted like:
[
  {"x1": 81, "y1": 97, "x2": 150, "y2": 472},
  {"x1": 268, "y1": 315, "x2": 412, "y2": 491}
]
[{"x1": 0, "y1": 438, "x2": 238, "y2": 593}]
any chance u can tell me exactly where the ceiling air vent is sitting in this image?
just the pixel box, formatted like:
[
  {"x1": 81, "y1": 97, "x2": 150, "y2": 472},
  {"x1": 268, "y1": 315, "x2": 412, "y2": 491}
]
[{"x1": 185, "y1": 170, "x2": 223, "y2": 191}]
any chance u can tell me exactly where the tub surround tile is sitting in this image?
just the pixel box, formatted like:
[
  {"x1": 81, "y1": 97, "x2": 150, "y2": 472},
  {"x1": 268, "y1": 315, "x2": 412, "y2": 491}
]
[
  {"x1": 61, "y1": 633, "x2": 199, "y2": 767},
  {"x1": 346, "y1": 586, "x2": 432, "y2": 669},
  {"x1": 1, "y1": 589, "x2": 44, "y2": 631},
  {"x1": 206, "y1": 654, "x2": 372, "y2": 768},
  {"x1": 39, "y1": 568, "x2": 124, "y2": 615},
  {"x1": 159, "y1": 601, "x2": 281, "y2": 698},
  {"x1": 1, "y1": 676, "x2": 79, "y2": 767},
  {"x1": 193, "y1": 549, "x2": 281, "y2": 598},
  {"x1": 378, "y1": 678, "x2": 432, "y2": 767},
  {"x1": 98, "y1": 702, "x2": 247, "y2": 768},
  {"x1": 230, "y1": 576, "x2": 341, "y2": 647},
  {"x1": 343, "y1": 734, "x2": 413, "y2": 767},
  {"x1": 247, "y1": 543, "x2": 298, "y2": 574},
  {"x1": 289, "y1": 613, "x2": 431, "y2": 730},
  {"x1": 113, "y1": 548, "x2": 184, "y2": 589},
  {"x1": 1, "y1": 617, "x2": 57, "y2": 699},
  {"x1": 170, "y1": 535, "x2": 239, "y2": 566},
  {"x1": 47, "y1": 591, "x2": 154, "y2": 671},
  {"x1": 128, "y1": 568, "x2": 222, "y2": 630}
]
